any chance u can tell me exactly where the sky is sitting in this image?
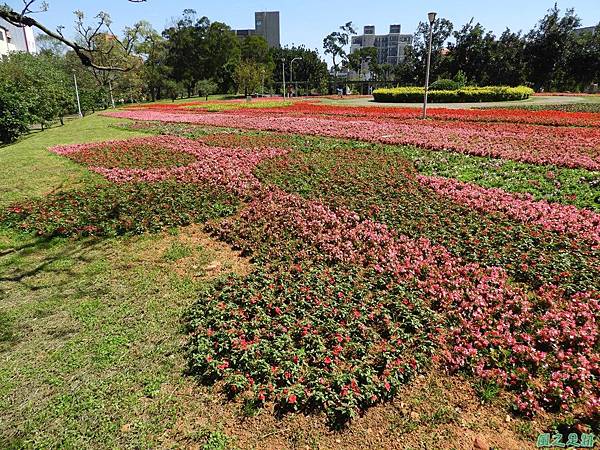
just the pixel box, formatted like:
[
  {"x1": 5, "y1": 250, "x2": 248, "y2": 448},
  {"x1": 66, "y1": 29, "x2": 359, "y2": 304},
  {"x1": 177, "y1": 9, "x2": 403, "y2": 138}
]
[{"x1": 6, "y1": 0, "x2": 600, "y2": 63}]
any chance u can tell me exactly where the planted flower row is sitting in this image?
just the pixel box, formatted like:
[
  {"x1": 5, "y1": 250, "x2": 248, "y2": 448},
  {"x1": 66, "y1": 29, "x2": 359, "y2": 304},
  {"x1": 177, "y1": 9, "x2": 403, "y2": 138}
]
[
  {"x1": 191, "y1": 187, "x2": 598, "y2": 423},
  {"x1": 51, "y1": 136, "x2": 288, "y2": 197},
  {"x1": 107, "y1": 110, "x2": 600, "y2": 171},
  {"x1": 417, "y1": 175, "x2": 600, "y2": 248},
  {"x1": 131, "y1": 100, "x2": 600, "y2": 127}
]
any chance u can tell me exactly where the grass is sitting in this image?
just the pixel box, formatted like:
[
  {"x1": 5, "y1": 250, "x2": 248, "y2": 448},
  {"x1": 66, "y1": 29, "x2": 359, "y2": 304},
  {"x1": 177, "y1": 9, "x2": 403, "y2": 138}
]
[
  {"x1": 0, "y1": 114, "x2": 241, "y2": 448},
  {"x1": 0, "y1": 227, "x2": 243, "y2": 449},
  {"x1": 0, "y1": 114, "x2": 145, "y2": 208}
]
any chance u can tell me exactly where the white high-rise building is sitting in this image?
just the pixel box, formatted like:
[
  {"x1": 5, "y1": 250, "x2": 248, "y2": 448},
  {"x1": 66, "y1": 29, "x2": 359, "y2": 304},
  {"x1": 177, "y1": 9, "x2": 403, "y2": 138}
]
[
  {"x1": 350, "y1": 24, "x2": 413, "y2": 74},
  {"x1": 0, "y1": 17, "x2": 37, "y2": 58}
]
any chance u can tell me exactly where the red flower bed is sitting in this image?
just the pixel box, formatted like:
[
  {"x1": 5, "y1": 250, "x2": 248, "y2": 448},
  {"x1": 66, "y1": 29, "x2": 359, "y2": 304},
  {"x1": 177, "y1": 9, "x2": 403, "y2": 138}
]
[
  {"x1": 209, "y1": 187, "x2": 599, "y2": 419},
  {"x1": 134, "y1": 100, "x2": 600, "y2": 127},
  {"x1": 418, "y1": 175, "x2": 600, "y2": 248},
  {"x1": 106, "y1": 110, "x2": 600, "y2": 170},
  {"x1": 51, "y1": 136, "x2": 288, "y2": 196},
  {"x1": 231, "y1": 102, "x2": 600, "y2": 128}
]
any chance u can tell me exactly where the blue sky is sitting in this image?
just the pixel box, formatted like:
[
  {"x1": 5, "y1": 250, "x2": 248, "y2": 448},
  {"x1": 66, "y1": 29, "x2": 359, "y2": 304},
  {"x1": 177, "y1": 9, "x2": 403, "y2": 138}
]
[{"x1": 7, "y1": 0, "x2": 600, "y2": 62}]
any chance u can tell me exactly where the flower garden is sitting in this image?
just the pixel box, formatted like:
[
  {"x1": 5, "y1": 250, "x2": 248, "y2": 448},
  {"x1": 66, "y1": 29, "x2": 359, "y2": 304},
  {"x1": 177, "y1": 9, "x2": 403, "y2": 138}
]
[{"x1": 2, "y1": 99, "x2": 598, "y2": 435}]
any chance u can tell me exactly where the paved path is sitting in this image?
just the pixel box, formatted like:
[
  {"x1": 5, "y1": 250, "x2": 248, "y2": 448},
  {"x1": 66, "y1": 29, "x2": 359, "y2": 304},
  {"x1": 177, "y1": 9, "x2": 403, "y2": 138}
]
[{"x1": 319, "y1": 95, "x2": 600, "y2": 109}]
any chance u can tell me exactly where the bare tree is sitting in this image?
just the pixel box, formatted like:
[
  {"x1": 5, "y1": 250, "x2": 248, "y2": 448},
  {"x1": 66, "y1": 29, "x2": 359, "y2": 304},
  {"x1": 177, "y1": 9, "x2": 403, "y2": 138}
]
[{"x1": 0, "y1": 0, "x2": 146, "y2": 71}]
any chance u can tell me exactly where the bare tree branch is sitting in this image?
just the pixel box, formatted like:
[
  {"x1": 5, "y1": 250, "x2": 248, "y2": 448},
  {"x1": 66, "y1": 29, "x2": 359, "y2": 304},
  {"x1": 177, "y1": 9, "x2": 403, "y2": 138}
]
[{"x1": 0, "y1": 0, "x2": 146, "y2": 71}]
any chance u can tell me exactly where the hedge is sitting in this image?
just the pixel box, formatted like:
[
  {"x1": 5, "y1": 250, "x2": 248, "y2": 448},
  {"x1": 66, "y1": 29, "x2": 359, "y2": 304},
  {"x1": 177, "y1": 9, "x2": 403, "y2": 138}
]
[{"x1": 372, "y1": 86, "x2": 534, "y2": 103}]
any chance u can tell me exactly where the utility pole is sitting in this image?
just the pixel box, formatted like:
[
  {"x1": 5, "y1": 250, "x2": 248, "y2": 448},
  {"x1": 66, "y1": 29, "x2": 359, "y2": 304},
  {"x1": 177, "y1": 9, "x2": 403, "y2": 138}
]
[
  {"x1": 281, "y1": 58, "x2": 286, "y2": 98},
  {"x1": 73, "y1": 70, "x2": 82, "y2": 118},
  {"x1": 108, "y1": 80, "x2": 116, "y2": 109},
  {"x1": 422, "y1": 11, "x2": 437, "y2": 119},
  {"x1": 290, "y1": 57, "x2": 303, "y2": 97}
]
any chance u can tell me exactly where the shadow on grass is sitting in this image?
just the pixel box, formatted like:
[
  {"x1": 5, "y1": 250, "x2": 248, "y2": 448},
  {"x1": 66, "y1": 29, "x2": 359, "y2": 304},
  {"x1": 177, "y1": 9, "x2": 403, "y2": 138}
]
[{"x1": 0, "y1": 234, "x2": 103, "y2": 291}]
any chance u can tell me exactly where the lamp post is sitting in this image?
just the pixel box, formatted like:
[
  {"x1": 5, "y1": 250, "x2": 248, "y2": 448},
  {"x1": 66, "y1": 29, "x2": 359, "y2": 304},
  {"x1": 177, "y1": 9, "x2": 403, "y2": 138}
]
[
  {"x1": 108, "y1": 80, "x2": 116, "y2": 109},
  {"x1": 281, "y1": 58, "x2": 286, "y2": 98},
  {"x1": 73, "y1": 70, "x2": 82, "y2": 118},
  {"x1": 290, "y1": 57, "x2": 302, "y2": 97},
  {"x1": 422, "y1": 11, "x2": 437, "y2": 119}
]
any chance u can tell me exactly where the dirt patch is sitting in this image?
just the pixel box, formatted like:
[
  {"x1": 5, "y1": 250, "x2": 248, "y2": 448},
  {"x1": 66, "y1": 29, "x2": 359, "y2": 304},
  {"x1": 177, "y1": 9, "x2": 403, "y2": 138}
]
[
  {"x1": 133, "y1": 224, "x2": 252, "y2": 280},
  {"x1": 157, "y1": 370, "x2": 545, "y2": 449}
]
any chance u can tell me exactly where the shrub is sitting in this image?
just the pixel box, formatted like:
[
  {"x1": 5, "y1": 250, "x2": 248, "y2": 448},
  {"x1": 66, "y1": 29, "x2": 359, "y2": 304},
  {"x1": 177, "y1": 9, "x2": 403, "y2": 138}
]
[
  {"x1": 373, "y1": 86, "x2": 534, "y2": 103},
  {"x1": 430, "y1": 79, "x2": 461, "y2": 91},
  {"x1": 0, "y1": 82, "x2": 31, "y2": 144}
]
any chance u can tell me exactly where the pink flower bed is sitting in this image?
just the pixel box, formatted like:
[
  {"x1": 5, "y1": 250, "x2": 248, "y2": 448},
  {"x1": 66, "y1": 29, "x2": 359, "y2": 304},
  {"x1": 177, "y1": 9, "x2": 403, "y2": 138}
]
[
  {"x1": 219, "y1": 188, "x2": 599, "y2": 416},
  {"x1": 105, "y1": 110, "x2": 600, "y2": 171},
  {"x1": 418, "y1": 175, "x2": 600, "y2": 248},
  {"x1": 51, "y1": 136, "x2": 287, "y2": 196}
]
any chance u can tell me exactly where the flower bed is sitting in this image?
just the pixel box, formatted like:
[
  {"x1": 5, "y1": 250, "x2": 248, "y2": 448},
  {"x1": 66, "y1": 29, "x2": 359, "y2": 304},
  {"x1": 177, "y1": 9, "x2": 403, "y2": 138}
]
[
  {"x1": 126, "y1": 100, "x2": 600, "y2": 127},
  {"x1": 189, "y1": 187, "x2": 599, "y2": 424},
  {"x1": 417, "y1": 175, "x2": 600, "y2": 247},
  {"x1": 51, "y1": 136, "x2": 198, "y2": 169},
  {"x1": 106, "y1": 110, "x2": 600, "y2": 171},
  {"x1": 1, "y1": 182, "x2": 238, "y2": 237},
  {"x1": 52, "y1": 136, "x2": 288, "y2": 197}
]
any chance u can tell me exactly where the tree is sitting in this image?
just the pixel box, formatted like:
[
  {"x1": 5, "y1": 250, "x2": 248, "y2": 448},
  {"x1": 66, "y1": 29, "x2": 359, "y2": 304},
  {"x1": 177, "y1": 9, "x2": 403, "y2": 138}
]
[
  {"x1": 562, "y1": 25, "x2": 600, "y2": 91},
  {"x1": 197, "y1": 79, "x2": 218, "y2": 100},
  {"x1": 234, "y1": 61, "x2": 263, "y2": 96},
  {"x1": 323, "y1": 22, "x2": 356, "y2": 79},
  {"x1": 412, "y1": 18, "x2": 454, "y2": 85},
  {"x1": 136, "y1": 24, "x2": 172, "y2": 101},
  {"x1": 270, "y1": 46, "x2": 329, "y2": 94},
  {"x1": 488, "y1": 29, "x2": 527, "y2": 86},
  {"x1": 0, "y1": 52, "x2": 72, "y2": 129},
  {"x1": 0, "y1": 0, "x2": 146, "y2": 71},
  {"x1": 348, "y1": 47, "x2": 377, "y2": 80},
  {"x1": 445, "y1": 19, "x2": 496, "y2": 85},
  {"x1": 0, "y1": 81, "x2": 30, "y2": 144},
  {"x1": 524, "y1": 4, "x2": 581, "y2": 90},
  {"x1": 162, "y1": 10, "x2": 207, "y2": 97},
  {"x1": 203, "y1": 21, "x2": 241, "y2": 93},
  {"x1": 241, "y1": 35, "x2": 272, "y2": 65}
]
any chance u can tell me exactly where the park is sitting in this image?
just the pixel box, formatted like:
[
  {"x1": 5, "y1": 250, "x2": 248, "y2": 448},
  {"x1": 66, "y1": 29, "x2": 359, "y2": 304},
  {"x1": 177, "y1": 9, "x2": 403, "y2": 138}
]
[{"x1": 0, "y1": 1, "x2": 599, "y2": 449}]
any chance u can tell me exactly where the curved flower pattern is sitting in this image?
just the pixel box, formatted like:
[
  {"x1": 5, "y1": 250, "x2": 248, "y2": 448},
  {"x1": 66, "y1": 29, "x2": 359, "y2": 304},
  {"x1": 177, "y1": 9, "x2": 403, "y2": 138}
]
[
  {"x1": 106, "y1": 110, "x2": 600, "y2": 170},
  {"x1": 418, "y1": 175, "x2": 600, "y2": 248}
]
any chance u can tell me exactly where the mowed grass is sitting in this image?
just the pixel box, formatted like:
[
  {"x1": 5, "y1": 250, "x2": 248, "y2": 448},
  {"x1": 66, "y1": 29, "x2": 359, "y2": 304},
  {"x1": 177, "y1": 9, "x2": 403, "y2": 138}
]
[
  {"x1": 0, "y1": 114, "x2": 145, "y2": 208},
  {"x1": 0, "y1": 115, "x2": 242, "y2": 448},
  {"x1": 0, "y1": 228, "x2": 244, "y2": 449}
]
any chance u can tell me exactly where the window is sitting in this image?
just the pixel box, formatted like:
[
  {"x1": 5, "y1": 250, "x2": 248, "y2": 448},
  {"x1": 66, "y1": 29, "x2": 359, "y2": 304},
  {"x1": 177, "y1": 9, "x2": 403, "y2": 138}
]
[{"x1": 0, "y1": 29, "x2": 4, "y2": 41}]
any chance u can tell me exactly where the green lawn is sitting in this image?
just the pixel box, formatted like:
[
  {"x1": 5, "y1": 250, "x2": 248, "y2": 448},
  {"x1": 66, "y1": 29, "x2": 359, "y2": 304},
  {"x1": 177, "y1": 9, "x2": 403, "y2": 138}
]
[
  {"x1": 0, "y1": 115, "x2": 243, "y2": 449},
  {"x1": 0, "y1": 114, "x2": 145, "y2": 208}
]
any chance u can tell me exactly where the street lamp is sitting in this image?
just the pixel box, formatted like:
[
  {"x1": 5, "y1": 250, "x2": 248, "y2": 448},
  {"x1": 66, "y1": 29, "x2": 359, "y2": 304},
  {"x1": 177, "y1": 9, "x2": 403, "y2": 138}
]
[
  {"x1": 290, "y1": 57, "x2": 303, "y2": 97},
  {"x1": 281, "y1": 58, "x2": 286, "y2": 98},
  {"x1": 73, "y1": 70, "x2": 82, "y2": 118},
  {"x1": 422, "y1": 11, "x2": 437, "y2": 119}
]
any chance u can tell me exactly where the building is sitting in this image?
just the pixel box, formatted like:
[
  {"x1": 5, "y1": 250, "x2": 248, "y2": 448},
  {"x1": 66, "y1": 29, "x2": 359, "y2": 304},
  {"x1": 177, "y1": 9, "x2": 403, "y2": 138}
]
[
  {"x1": 235, "y1": 11, "x2": 280, "y2": 48},
  {"x1": 0, "y1": 17, "x2": 37, "y2": 57},
  {"x1": 574, "y1": 26, "x2": 597, "y2": 35},
  {"x1": 350, "y1": 24, "x2": 413, "y2": 69}
]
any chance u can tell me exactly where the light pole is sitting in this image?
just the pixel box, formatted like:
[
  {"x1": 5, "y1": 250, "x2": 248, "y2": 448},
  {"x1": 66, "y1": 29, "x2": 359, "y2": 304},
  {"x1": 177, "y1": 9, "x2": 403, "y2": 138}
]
[
  {"x1": 290, "y1": 57, "x2": 303, "y2": 97},
  {"x1": 281, "y1": 58, "x2": 286, "y2": 98},
  {"x1": 108, "y1": 79, "x2": 116, "y2": 109},
  {"x1": 73, "y1": 70, "x2": 82, "y2": 118},
  {"x1": 422, "y1": 11, "x2": 437, "y2": 119}
]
